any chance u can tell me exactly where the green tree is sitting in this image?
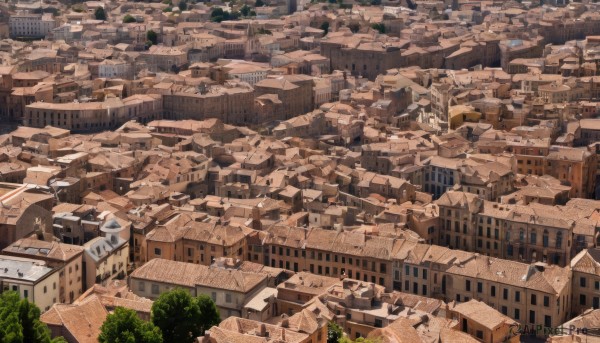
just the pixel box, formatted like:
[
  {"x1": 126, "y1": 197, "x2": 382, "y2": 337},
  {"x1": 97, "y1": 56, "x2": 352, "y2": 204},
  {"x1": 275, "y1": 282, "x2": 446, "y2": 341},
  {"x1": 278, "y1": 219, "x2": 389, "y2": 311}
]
[
  {"x1": 255, "y1": 0, "x2": 264, "y2": 6},
  {"x1": 146, "y1": 30, "x2": 158, "y2": 45},
  {"x1": 99, "y1": 307, "x2": 162, "y2": 343},
  {"x1": 123, "y1": 14, "x2": 136, "y2": 23},
  {"x1": 0, "y1": 291, "x2": 66, "y2": 343},
  {"x1": 240, "y1": 4, "x2": 250, "y2": 16},
  {"x1": 347, "y1": 22, "x2": 360, "y2": 33},
  {"x1": 94, "y1": 6, "x2": 106, "y2": 20},
  {"x1": 196, "y1": 294, "x2": 220, "y2": 335},
  {"x1": 371, "y1": 23, "x2": 385, "y2": 33},
  {"x1": 327, "y1": 322, "x2": 343, "y2": 343},
  {"x1": 94, "y1": 7, "x2": 106, "y2": 20},
  {"x1": 178, "y1": 0, "x2": 188, "y2": 10},
  {"x1": 152, "y1": 290, "x2": 220, "y2": 343},
  {"x1": 163, "y1": 6, "x2": 173, "y2": 12},
  {"x1": 320, "y1": 21, "x2": 329, "y2": 36}
]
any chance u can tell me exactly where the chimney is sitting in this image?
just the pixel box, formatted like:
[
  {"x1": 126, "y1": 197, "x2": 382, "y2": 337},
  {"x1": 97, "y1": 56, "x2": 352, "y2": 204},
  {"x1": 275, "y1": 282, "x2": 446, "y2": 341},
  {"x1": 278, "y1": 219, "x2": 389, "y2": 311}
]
[
  {"x1": 281, "y1": 316, "x2": 289, "y2": 328},
  {"x1": 260, "y1": 323, "x2": 267, "y2": 337}
]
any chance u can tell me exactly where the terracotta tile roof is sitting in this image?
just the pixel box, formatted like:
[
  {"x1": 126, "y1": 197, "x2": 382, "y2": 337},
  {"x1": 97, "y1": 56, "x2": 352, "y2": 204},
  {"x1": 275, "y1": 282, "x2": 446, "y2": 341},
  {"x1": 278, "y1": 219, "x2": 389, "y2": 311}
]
[
  {"x1": 570, "y1": 249, "x2": 600, "y2": 275},
  {"x1": 451, "y1": 299, "x2": 517, "y2": 330},
  {"x1": 130, "y1": 258, "x2": 209, "y2": 288},
  {"x1": 40, "y1": 295, "x2": 108, "y2": 343},
  {"x1": 3, "y1": 238, "x2": 84, "y2": 262},
  {"x1": 195, "y1": 267, "x2": 266, "y2": 293}
]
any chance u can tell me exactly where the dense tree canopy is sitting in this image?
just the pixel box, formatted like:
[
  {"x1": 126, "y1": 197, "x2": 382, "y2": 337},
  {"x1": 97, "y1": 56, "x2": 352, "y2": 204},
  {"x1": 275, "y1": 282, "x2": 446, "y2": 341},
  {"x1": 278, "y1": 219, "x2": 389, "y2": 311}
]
[
  {"x1": 151, "y1": 289, "x2": 220, "y2": 343},
  {"x1": 327, "y1": 322, "x2": 343, "y2": 343},
  {"x1": 99, "y1": 307, "x2": 162, "y2": 343},
  {"x1": 146, "y1": 30, "x2": 158, "y2": 45},
  {"x1": 178, "y1": 0, "x2": 188, "y2": 10},
  {"x1": 371, "y1": 23, "x2": 385, "y2": 34},
  {"x1": 123, "y1": 14, "x2": 136, "y2": 23},
  {"x1": 0, "y1": 291, "x2": 66, "y2": 343},
  {"x1": 196, "y1": 294, "x2": 220, "y2": 336},
  {"x1": 94, "y1": 6, "x2": 106, "y2": 20}
]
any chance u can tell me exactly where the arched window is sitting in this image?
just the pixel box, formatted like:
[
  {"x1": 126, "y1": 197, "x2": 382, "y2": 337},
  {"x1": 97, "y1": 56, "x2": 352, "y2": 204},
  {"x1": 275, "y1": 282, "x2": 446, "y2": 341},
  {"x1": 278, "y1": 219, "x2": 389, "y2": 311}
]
[
  {"x1": 519, "y1": 229, "x2": 524, "y2": 242},
  {"x1": 556, "y1": 232, "x2": 563, "y2": 249},
  {"x1": 543, "y1": 230, "x2": 549, "y2": 248}
]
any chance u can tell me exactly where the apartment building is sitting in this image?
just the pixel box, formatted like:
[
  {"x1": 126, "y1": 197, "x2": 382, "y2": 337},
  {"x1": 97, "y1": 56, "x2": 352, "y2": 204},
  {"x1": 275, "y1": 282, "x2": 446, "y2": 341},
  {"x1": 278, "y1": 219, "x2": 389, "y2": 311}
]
[
  {"x1": 570, "y1": 249, "x2": 600, "y2": 316},
  {"x1": 508, "y1": 139, "x2": 596, "y2": 199},
  {"x1": 437, "y1": 190, "x2": 600, "y2": 266},
  {"x1": 24, "y1": 94, "x2": 163, "y2": 132},
  {"x1": 449, "y1": 300, "x2": 520, "y2": 343},
  {"x1": 9, "y1": 13, "x2": 56, "y2": 39},
  {"x1": 82, "y1": 219, "x2": 129, "y2": 289},
  {"x1": 140, "y1": 46, "x2": 188, "y2": 73},
  {"x1": 2, "y1": 238, "x2": 84, "y2": 304},
  {"x1": 129, "y1": 258, "x2": 268, "y2": 319},
  {"x1": 145, "y1": 218, "x2": 252, "y2": 266},
  {"x1": 253, "y1": 226, "x2": 419, "y2": 291},
  {"x1": 0, "y1": 255, "x2": 60, "y2": 312},
  {"x1": 162, "y1": 86, "x2": 255, "y2": 125},
  {"x1": 275, "y1": 272, "x2": 339, "y2": 316},
  {"x1": 254, "y1": 75, "x2": 314, "y2": 120}
]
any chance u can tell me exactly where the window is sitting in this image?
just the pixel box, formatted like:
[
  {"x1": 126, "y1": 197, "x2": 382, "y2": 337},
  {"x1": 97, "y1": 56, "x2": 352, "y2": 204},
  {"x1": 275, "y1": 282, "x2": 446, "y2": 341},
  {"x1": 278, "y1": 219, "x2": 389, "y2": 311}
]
[
  {"x1": 580, "y1": 294, "x2": 587, "y2": 305},
  {"x1": 530, "y1": 231, "x2": 537, "y2": 244},
  {"x1": 24, "y1": 290, "x2": 28, "y2": 299},
  {"x1": 211, "y1": 292, "x2": 217, "y2": 301},
  {"x1": 531, "y1": 294, "x2": 537, "y2": 305},
  {"x1": 477, "y1": 282, "x2": 482, "y2": 293},
  {"x1": 476, "y1": 331, "x2": 483, "y2": 339},
  {"x1": 138, "y1": 282, "x2": 145, "y2": 292},
  {"x1": 491, "y1": 286, "x2": 496, "y2": 297},
  {"x1": 556, "y1": 232, "x2": 562, "y2": 248},
  {"x1": 413, "y1": 267, "x2": 418, "y2": 277},
  {"x1": 422, "y1": 269, "x2": 427, "y2": 280},
  {"x1": 225, "y1": 294, "x2": 232, "y2": 303},
  {"x1": 380, "y1": 263, "x2": 386, "y2": 273},
  {"x1": 503, "y1": 288, "x2": 508, "y2": 300},
  {"x1": 544, "y1": 296, "x2": 549, "y2": 307},
  {"x1": 545, "y1": 315, "x2": 552, "y2": 328},
  {"x1": 595, "y1": 281, "x2": 599, "y2": 290},
  {"x1": 151, "y1": 284, "x2": 159, "y2": 295},
  {"x1": 501, "y1": 306, "x2": 507, "y2": 315},
  {"x1": 580, "y1": 277, "x2": 587, "y2": 288},
  {"x1": 515, "y1": 291, "x2": 521, "y2": 302},
  {"x1": 154, "y1": 248, "x2": 161, "y2": 256},
  {"x1": 543, "y1": 230, "x2": 549, "y2": 248},
  {"x1": 466, "y1": 280, "x2": 471, "y2": 291},
  {"x1": 529, "y1": 310, "x2": 535, "y2": 324},
  {"x1": 405, "y1": 266, "x2": 409, "y2": 275},
  {"x1": 514, "y1": 309, "x2": 520, "y2": 320}
]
